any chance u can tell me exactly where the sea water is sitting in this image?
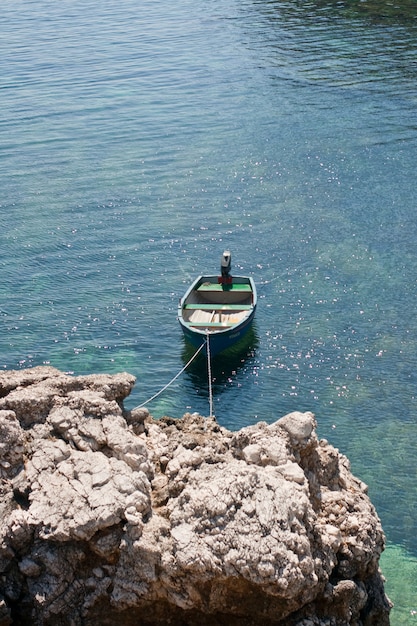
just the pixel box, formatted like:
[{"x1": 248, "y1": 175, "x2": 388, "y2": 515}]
[{"x1": 1, "y1": 0, "x2": 417, "y2": 622}]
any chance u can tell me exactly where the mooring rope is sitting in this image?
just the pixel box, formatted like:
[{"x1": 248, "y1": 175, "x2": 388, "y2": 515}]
[
  {"x1": 134, "y1": 340, "x2": 207, "y2": 409},
  {"x1": 206, "y1": 332, "x2": 214, "y2": 417}
]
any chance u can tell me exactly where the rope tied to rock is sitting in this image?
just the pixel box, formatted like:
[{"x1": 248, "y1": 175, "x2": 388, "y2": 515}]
[
  {"x1": 134, "y1": 338, "x2": 211, "y2": 411},
  {"x1": 206, "y1": 332, "x2": 214, "y2": 417}
]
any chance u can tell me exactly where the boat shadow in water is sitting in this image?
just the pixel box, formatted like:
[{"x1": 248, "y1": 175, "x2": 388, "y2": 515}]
[{"x1": 181, "y1": 324, "x2": 259, "y2": 394}]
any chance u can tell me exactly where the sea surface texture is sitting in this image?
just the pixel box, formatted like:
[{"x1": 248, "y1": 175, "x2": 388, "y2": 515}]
[{"x1": 1, "y1": 0, "x2": 417, "y2": 622}]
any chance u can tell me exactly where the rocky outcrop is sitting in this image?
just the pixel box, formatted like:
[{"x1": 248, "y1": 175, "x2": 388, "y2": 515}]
[{"x1": 0, "y1": 366, "x2": 391, "y2": 625}]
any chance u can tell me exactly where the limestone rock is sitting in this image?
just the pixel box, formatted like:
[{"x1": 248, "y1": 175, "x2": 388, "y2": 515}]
[{"x1": 0, "y1": 367, "x2": 391, "y2": 625}]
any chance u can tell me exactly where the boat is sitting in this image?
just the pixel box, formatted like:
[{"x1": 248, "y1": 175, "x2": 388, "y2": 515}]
[{"x1": 178, "y1": 251, "x2": 257, "y2": 356}]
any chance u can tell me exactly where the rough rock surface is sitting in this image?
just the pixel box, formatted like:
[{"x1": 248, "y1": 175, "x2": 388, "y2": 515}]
[{"x1": 0, "y1": 366, "x2": 391, "y2": 625}]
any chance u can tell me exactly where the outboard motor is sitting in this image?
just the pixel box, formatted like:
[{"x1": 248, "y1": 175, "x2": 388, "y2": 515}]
[{"x1": 220, "y1": 250, "x2": 232, "y2": 283}]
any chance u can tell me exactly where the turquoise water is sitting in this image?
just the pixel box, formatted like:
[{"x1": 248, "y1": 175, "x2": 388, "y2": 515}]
[{"x1": 2, "y1": 0, "x2": 417, "y2": 621}]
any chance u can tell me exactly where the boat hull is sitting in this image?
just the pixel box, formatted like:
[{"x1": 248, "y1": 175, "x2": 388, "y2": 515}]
[{"x1": 178, "y1": 275, "x2": 257, "y2": 357}]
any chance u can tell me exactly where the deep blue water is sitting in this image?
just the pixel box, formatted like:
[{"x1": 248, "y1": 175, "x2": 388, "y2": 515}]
[{"x1": 2, "y1": 0, "x2": 417, "y2": 622}]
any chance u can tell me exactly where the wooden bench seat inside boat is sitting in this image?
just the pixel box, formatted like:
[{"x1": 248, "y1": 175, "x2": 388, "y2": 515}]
[
  {"x1": 189, "y1": 322, "x2": 232, "y2": 328},
  {"x1": 183, "y1": 303, "x2": 252, "y2": 310}
]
